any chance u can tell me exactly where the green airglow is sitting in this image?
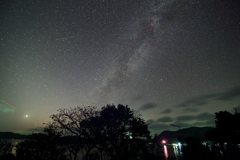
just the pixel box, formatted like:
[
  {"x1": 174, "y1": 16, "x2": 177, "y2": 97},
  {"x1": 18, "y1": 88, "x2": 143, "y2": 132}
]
[{"x1": 0, "y1": 103, "x2": 16, "y2": 112}]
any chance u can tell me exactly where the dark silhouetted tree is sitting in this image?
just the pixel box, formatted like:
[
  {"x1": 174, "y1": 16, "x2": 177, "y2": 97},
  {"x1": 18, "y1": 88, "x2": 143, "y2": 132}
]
[
  {"x1": 15, "y1": 124, "x2": 68, "y2": 160},
  {"x1": 0, "y1": 140, "x2": 15, "y2": 160},
  {"x1": 205, "y1": 110, "x2": 240, "y2": 159},
  {"x1": 18, "y1": 104, "x2": 153, "y2": 160},
  {"x1": 148, "y1": 134, "x2": 165, "y2": 159},
  {"x1": 179, "y1": 136, "x2": 210, "y2": 160},
  {"x1": 49, "y1": 106, "x2": 99, "y2": 160},
  {"x1": 82, "y1": 104, "x2": 151, "y2": 160},
  {"x1": 177, "y1": 110, "x2": 240, "y2": 160}
]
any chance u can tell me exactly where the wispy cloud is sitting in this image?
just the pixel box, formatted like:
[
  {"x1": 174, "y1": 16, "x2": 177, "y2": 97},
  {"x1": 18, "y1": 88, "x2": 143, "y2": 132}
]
[
  {"x1": 139, "y1": 102, "x2": 158, "y2": 111},
  {"x1": 176, "y1": 115, "x2": 195, "y2": 121},
  {"x1": 176, "y1": 112, "x2": 214, "y2": 122},
  {"x1": 157, "y1": 116, "x2": 174, "y2": 123},
  {"x1": 217, "y1": 86, "x2": 240, "y2": 101},
  {"x1": 146, "y1": 113, "x2": 215, "y2": 135},
  {"x1": 148, "y1": 123, "x2": 172, "y2": 131},
  {"x1": 146, "y1": 119, "x2": 155, "y2": 125},
  {"x1": 175, "y1": 86, "x2": 240, "y2": 108},
  {"x1": 161, "y1": 108, "x2": 172, "y2": 114},
  {"x1": 182, "y1": 107, "x2": 199, "y2": 112}
]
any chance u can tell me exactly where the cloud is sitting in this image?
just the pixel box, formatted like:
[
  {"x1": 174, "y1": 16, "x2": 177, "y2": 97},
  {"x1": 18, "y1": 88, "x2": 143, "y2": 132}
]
[
  {"x1": 0, "y1": 103, "x2": 16, "y2": 113},
  {"x1": 147, "y1": 113, "x2": 215, "y2": 135},
  {"x1": 204, "y1": 119, "x2": 215, "y2": 126},
  {"x1": 217, "y1": 86, "x2": 240, "y2": 101},
  {"x1": 147, "y1": 122, "x2": 206, "y2": 135},
  {"x1": 176, "y1": 112, "x2": 214, "y2": 122},
  {"x1": 182, "y1": 108, "x2": 199, "y2": 112},
  {"x1": 175, "y1": 95, "x2": 213, "y2": 108},
  {"x1": 176, "y1": 115, "x2": 195, "y2": 121},
  {"x1": 196, "y1": 112, "x2": 214, "y2": 121},
  {"x1": 146, "y1": 119, "x2": 155, "y2": 125},
  {"x1": 148, "y1": 123, "x2": 173, "y2": 134},
  {"x1": 175, "y1": 86, "x2": 240, "y2": 108},
  {"x1": 146, "y1": 117, "x2": 175, "y2": 134},
  {"x1": 172, "y1": 122, "x2": 192, "y2": 129},
  {"x1": 161, "y1": 108, "x2": 172, "y2": 114},
  {"x1": 191, "y1": 118, "x2": 215, "y2": 127},
  {"x1": 157, "y1": 116, "x2": 174, "y2": 123},
  {"x1": 139, "y1": 102, "x2": 158, "y2": 111},
  {"x1": 132, "y1": 96, "x2": 143, "y2": 101},
  {"x1": 146, "y1": 112, "x2": 214, "y2": 135}
]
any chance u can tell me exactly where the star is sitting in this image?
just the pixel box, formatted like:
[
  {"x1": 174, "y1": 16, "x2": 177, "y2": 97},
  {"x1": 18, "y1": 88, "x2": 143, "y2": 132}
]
[{"x1": 0, "y1": 0, "x2": 239, "y2": 136}]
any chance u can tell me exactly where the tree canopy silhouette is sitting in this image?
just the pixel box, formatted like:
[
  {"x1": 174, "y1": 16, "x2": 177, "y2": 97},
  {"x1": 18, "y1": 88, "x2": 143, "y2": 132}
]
[
  {"x1": 81, "y1": 104, "x2": 151, "y2": 160},
  {"x1": 16, "y1": 124, "x2": 68, "y2": 160},
  {"x1": 15, "y1": 104, "x2": 152, "y2": 160},
  {"x1": 49, "y1": 106, "x2": 99, "y2": 160},
  {"x1": 205, "y1": 110, "x2": 240, "y2": 159},
  {"x1": 48, "y1": 104, "x2": 151, "y2": 160},
  {"x1": 0, "y1": 140, "x2": 15, "y2": 160},
  {"x1": 179, "y1": 109, "x2": 240, "y2": 160}
]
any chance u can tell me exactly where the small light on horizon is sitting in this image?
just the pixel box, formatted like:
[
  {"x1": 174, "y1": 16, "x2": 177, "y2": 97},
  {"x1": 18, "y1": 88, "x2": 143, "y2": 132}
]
[{"x1": 25, "y1": 115, "x2": 28, "y2": 118}]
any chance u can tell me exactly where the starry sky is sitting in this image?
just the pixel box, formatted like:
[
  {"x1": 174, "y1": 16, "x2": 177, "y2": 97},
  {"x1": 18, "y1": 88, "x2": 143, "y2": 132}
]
[{"x1": 0, "y1": 0, "x2": 240, "y2": 135}]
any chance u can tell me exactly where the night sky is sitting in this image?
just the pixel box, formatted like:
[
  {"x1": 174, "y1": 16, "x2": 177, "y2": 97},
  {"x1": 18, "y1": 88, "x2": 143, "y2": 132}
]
[{"x1": 1, "y1": 0, "x2": 240, "y2": 135}]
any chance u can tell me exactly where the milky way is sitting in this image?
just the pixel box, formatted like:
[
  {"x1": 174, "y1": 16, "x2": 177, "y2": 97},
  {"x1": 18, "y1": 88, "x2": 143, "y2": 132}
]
[
  {"x1": 0, "y1": 0, "x2": 240, "y2": 135},
  {"x1": 96, "y1": 0, "x2": 175, "y2": 102}
]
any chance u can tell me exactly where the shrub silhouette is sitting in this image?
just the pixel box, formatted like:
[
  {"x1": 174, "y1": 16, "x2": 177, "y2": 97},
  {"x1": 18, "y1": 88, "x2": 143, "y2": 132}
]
[{"x1": 16, "y1": 125, "x2": 68, "y2": 160}]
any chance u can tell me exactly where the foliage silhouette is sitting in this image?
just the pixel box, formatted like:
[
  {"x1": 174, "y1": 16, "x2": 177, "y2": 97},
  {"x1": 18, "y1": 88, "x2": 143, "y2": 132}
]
[
  {"x1": 15, "y1": 125, "x2": 68, "y2": 160},
  {"x1": 49, "y1": 106, "x2": 99, "y2": 160},
  {"x1": 13, "y1": 104, "x2": 176, "y2": 160},
  {"x1": 179, "y1": 110, "x2": 240, "y2": 160},
  {"x1": 81, "y1": 104, "x2": 152, "y2": 160},
  {"x1": 0, "y1": 140, "x2": 15, "y2": 160},
  {"x1": 178, "y1": 136, "x2": 210, "y2": 160},
  {"x1": 205, "y1": 110, "x2": 240, "y2": 159},
  {"x1": 47, "y1": 104, "x2": 152, "y2": 159}
]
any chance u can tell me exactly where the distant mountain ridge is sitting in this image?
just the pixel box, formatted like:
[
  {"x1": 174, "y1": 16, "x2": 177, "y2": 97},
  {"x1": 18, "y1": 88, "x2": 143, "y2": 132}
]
[
  {"x1": 1, "y1": 127, "x2": 213, "y2": 141},
  {"x1": 157, "y1": 127, "x2": 213, "y2": 143},
  {"x1": 0, "y1": 132, "x2": 27, "y2": 139}
]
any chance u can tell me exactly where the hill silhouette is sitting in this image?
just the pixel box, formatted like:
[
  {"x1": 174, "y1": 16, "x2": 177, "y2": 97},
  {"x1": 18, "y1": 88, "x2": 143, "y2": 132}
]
[
  {"x1": 0, "y1": 127, "x2": 212, "y2": 142},
  {"x1": 0, "y1": 132, "x2": 27, "y2": 139},
  {"x1": 157, "y1": 127, "x2": 213, "y2": 143}
]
